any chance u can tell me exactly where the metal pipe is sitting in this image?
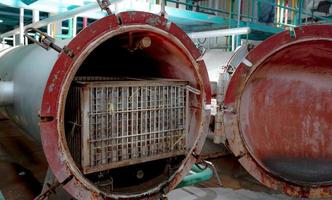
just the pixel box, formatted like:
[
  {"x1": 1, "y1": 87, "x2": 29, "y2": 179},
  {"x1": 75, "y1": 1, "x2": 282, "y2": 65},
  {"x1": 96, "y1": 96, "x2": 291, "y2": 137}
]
[
  {"x1": 188, "y1": 27, "x2": 251, "y2": 39},
  {"x1": 0, "y1": 2, "x2": 110, "y2": 39},
  {"x1": 176, "y1": 164, "x2": 213, "y2": 189}
]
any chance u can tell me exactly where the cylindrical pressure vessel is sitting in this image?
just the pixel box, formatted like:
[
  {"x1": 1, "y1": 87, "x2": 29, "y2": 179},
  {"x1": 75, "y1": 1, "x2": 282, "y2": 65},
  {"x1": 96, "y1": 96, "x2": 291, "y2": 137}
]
[
  {"x1": 0, "y1": 12, "x2": 211, "y2": 199},
  {"x1": 223, "y1": 25, "x2": 332, "y2": 198}
]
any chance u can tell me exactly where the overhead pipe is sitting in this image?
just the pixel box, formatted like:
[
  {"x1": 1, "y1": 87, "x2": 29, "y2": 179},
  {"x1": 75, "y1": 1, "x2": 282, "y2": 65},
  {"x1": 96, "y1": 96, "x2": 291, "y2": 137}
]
[
  {"x1": 188, "y1": 27, "x2": 251, "y2": 39},
  {"x1": 0, "y1": 2, "x2": 112, "y2": 39}
]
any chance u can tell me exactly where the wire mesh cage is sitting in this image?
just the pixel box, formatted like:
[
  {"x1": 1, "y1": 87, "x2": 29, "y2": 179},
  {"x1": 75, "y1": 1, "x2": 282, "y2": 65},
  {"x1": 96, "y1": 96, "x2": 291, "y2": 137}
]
[{"x1": 66, "y1": 78, "x2": 190, "y2": 174}]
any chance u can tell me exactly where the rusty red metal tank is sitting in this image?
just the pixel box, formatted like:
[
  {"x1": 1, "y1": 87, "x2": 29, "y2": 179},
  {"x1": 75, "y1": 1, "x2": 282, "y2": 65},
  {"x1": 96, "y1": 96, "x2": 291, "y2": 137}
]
[
  {"x1": 223, "y1": 25, "x2": 332, "y2": 198},
  {"x1": 0, "y1": 12, "x2": 211, "y2": 199}
]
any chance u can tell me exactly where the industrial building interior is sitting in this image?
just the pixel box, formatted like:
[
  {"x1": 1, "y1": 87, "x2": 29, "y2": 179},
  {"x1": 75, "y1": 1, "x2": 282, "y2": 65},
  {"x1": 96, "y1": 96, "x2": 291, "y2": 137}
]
[{"x1": 0, "y1": 0, "x2": 331, "y2": 199}]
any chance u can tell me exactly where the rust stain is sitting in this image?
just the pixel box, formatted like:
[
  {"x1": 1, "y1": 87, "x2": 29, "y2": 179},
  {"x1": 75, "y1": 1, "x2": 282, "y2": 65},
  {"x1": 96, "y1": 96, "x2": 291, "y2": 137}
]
[{"x1": 223, "y1": 25, "x2": 332, "y2": 198}]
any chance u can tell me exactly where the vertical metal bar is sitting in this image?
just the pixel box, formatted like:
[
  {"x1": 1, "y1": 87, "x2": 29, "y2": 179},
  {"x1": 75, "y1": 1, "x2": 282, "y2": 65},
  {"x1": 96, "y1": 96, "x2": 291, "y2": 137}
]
[
  {"x1": 160, "y1": 0, "x2": 166, "y2": 17},
  {"x1": 280, "y1": 0, "x2": 284, "y2": 27},
  {"x1": 154, "y1": 85, "x2": 158, "y2": 155},
  {"x1": 157, "y1": 86, "x2": 160, "y2": 154},
  {"x1": 12, "y1": 35, "x2": 16, "y2": 47},
  {"x1": 164, "y1": 86, "x2": 167, "y2": 152},
  {"x1": 276, "y1": 0, "x2": 280, "y2": 26},
  {"x1": 112, "y1": 87, "x2": 116, "y2": 162},
  {"x1": 82, "y1": 86, "x2": 90, "y2": 170},
  {"x1": 185, "y1": 87, "x2": 189, "y2": 148},
  {"x1": 140, "y1": 87, "x2": 143, "y2": 158},
  {"x1": 32, "y1": 9, "x2": 40, "y2": 23},
  {"x1": 73, "y1": 16, "x2": 77, "y2": 37},
  {"x1": 148, "y1": 87, "x2": 152, "y2": 156},
  {"x1": 149, "y1": 86, "x2": 152, "y2": 155},
  {"x1": 251, "y1": 0, "x2": 255, "y2": 22},
  {"x1": 298, "y1": 0, "x2": 303, "y2": 26},
  {"x1": 19, "y1": 8, "x2": 24, "y2": 45},
  {"x1": 121, "y1": 87, "x2": 124, "y2": 160},
  {"x1": 32, "y1": 9, "x2": 40, "y2": 41},
  {"x1": 116, "y1": 87, "x2": 119, "y2": 162},
  {"x1": 83, "y1": 17, "x2": 88, "y2": 28},
  {"x1": 47, "y1": 24, "x2": 51, "y2": 35},
  {"x1": 236, "y1": 0, "x2": 242, "y2": 48},
  {"x1": 144, "y1": 87, "x2": 148, "y2": 156},
  {"x1": 231, "y1": 34, "x2": 235, "y2": 51},
  {"x1": 170, "y1": 86, "x2": 173, "y2": 150},
  {"x1": 126, "y1": 87, "x2": 129, "y2": 160},
  {"x1": 106, "y1": 87, "x2": 109, "y2": 164},
  {"x1": 132, "y1": 86, "x2": 134, "y2": 158},
  {"x1": 136, "y1": 86, "x2": 139, "y2": 158},
  {"x1": 101, "y1": 88, "x2": 104, "y2": 164}
]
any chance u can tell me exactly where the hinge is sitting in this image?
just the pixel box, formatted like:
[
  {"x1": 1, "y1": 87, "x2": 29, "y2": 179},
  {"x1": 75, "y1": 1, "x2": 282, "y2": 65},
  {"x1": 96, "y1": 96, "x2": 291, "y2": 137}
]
[{"x1": 97, "y1": 0, "x2": 112, "y2": 15}]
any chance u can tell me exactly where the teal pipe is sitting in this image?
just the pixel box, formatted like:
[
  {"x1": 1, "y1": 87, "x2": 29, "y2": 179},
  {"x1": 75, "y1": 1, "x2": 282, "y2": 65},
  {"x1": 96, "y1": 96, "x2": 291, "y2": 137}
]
[
  {"x1": 176, "y1": 164, "x2": 213, "y2": 189},
  {"x1": 0, "y1": 191, "x2": 4, "y2": 200},
  {"x1": 56, "y1": 18, "x2": 73, "y2": 39}
]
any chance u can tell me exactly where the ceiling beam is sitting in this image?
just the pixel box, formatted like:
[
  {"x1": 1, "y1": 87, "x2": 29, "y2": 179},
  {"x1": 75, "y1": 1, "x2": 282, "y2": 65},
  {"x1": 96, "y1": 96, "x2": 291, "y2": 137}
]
[{"x1": 21, "y1": 0, "x2": 39, "y2": 5}]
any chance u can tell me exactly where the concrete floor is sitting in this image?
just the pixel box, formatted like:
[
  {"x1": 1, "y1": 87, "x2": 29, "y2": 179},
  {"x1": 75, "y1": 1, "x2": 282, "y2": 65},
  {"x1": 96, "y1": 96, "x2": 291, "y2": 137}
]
[
  {"x1": 0, "y1": 119, "x2": 313, "y2": 200},
  {"x1": 0, "y1": 119, "x2": 47, "y2": 199},
  {"x1": 168, "y1": 187, "x2": 294, "y2": 200}
]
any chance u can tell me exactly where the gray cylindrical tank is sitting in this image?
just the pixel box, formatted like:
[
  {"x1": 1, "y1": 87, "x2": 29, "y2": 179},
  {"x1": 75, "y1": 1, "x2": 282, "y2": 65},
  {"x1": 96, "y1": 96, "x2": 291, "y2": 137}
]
[{"x1": 0, "y1": 43, "x2": 65, "y2": 141}]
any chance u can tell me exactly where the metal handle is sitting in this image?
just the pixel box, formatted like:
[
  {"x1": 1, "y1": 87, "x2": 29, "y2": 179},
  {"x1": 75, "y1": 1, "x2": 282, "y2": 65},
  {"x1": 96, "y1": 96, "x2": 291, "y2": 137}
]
[{"x1": 24, "y1": 27, "x2": 74, "y2": 58}]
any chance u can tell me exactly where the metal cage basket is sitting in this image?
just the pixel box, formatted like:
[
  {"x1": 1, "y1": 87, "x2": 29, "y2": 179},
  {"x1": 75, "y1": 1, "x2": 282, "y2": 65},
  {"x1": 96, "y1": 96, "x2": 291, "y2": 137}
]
[{"x1": 66, "y1": 78, "x2": 190, "y2": 174}]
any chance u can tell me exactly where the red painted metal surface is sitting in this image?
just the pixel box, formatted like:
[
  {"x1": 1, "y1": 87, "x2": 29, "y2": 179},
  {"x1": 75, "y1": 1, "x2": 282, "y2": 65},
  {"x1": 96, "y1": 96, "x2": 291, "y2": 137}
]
[
  {"x1": 39, "y1": 11, "x2": 211, "y2": 199},
  {"x1": 224, "y1": 25, "x2": 332, "y2": 198}
]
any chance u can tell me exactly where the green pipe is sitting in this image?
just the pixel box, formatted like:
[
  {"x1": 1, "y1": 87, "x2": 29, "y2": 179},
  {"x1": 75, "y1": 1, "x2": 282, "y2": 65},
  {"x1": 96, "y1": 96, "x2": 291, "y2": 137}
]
[
  {"x1": 0, "y1": 191, "x2": 4, "y2": 200},
  {"x1": 176, "y1": 164, "x2": 213, "y2": 189},
  {"x1": 55, "y1": 18, "x2": 73, "y2": 39}
]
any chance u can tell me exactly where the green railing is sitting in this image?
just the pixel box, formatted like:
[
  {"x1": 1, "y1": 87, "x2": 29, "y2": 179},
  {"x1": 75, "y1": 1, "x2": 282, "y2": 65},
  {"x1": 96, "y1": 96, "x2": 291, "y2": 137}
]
[{"x1": 165, "y1": 0, "x2": 332, "y2": 29}]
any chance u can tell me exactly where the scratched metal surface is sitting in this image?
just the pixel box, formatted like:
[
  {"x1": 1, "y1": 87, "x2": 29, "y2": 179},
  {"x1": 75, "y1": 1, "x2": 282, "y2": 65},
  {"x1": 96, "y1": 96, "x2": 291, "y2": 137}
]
[{"x1": 223, "y1": 25, "x2": 332, "y2": 198}]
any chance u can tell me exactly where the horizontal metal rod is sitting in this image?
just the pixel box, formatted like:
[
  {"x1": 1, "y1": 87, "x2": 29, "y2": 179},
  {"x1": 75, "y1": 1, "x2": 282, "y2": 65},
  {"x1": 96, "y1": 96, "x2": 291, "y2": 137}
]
[{"x1": 188, "y1": 27, "x2": 251, "y2": 39}]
